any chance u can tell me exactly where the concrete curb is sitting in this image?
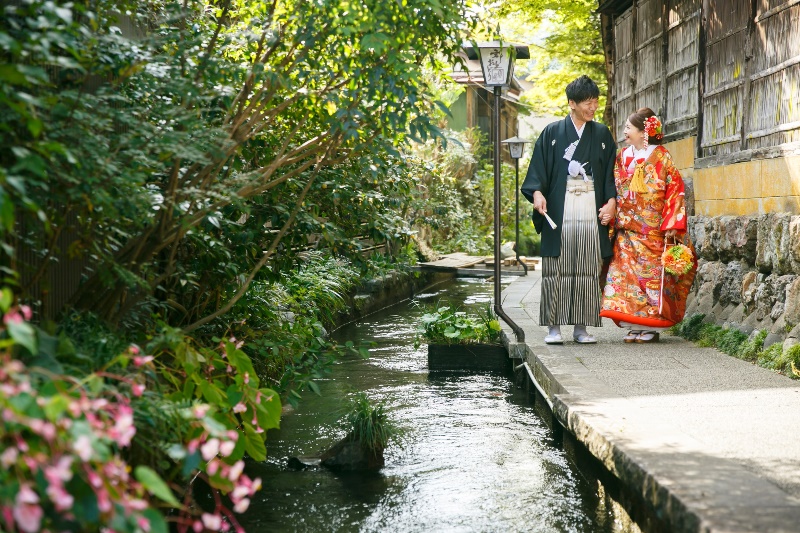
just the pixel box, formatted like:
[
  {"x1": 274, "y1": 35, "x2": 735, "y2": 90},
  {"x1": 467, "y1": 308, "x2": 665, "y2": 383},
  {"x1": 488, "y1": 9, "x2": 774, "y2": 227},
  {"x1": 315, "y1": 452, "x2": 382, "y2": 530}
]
[{"x1": 497, "y1": 273, "x2": 800, "y2": 533}]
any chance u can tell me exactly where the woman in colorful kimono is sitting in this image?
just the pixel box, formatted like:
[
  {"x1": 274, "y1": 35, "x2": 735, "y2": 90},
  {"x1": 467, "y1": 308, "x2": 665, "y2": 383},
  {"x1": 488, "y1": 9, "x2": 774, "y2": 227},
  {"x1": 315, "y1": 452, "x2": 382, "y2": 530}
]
[{"x1": 600, "y1": 108, "x2": 697, "y2": 343}]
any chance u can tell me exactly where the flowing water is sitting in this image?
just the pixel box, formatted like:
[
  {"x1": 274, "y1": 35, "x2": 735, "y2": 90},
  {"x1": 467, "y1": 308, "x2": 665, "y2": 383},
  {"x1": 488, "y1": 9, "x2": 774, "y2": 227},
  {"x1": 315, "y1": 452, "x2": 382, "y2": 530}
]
[{"x1": 239, "y1": 278, "x2": 621, "y2": 532}]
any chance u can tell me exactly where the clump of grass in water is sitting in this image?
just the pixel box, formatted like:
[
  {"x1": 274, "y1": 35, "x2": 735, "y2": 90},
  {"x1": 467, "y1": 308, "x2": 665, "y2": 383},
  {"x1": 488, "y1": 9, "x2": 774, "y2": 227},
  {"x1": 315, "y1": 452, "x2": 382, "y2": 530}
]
[{"x1": 344, "y1": 393, "x2": 398, "y2": 453}]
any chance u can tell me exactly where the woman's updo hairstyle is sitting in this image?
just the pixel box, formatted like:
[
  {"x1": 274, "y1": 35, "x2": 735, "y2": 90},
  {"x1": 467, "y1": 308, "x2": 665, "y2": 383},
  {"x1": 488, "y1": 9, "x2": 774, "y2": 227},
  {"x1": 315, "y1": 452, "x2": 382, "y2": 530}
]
[{"x1": 627, "y1": 107, "x2": 663, "y2": 145}]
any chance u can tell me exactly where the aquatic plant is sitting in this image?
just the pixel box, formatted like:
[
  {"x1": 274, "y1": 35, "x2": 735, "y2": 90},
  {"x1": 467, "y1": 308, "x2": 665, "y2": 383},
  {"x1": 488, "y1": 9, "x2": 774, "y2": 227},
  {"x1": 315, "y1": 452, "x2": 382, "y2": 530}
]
[
  {"x1": 343, "y1": 393, "x2": 398, "y2": 453},
  {"x1": 414, "y1": 303, "x2": 502, "y2": 347}
]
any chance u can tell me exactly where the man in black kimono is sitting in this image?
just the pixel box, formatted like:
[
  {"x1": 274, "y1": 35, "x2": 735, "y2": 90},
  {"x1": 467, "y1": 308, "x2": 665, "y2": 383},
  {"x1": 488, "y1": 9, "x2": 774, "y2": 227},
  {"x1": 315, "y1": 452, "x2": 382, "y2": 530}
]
[{"x1": 521, "y1": 75, "x2": 617, "y2": 344}]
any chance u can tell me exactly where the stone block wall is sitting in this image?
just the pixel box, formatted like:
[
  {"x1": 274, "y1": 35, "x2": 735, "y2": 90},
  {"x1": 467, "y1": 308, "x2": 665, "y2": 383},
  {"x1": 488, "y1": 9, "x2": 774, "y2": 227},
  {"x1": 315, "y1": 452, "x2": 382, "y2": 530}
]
[{"x1": 686, "y1": 214, "x2": 800, "y2": 349}]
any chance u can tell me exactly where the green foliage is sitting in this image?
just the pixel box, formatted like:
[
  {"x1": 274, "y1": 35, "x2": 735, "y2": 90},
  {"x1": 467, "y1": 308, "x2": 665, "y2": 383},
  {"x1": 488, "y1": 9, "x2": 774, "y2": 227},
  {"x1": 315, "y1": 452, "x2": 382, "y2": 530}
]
[
  {"x1": 757, "y1": 343, "x2": 785, "y2": 371},
  {"x1": 415, "y1": 303, "x2": 502, "y2": 347},
  {"x1": 3, "y1": 0, "x2": 474, "y2": 331},
  {"x1": 497, "y1": 0, "x2": 608, "y2": 118},
  {"x1": 671, "y1": 314, "x2": 706, "y2": 342},
  {"x1": 671, "y1": 316, "x2": 798, "y2": 379},
  {"x1": 343, "y1": 393, "x2": 398, "y2": 453},
  {"x1": 0, "y1": 293, "x2": 276, "y2": 531},
  {"x1": 737, "y1": 330, "x2": 767, "y2": 361}
]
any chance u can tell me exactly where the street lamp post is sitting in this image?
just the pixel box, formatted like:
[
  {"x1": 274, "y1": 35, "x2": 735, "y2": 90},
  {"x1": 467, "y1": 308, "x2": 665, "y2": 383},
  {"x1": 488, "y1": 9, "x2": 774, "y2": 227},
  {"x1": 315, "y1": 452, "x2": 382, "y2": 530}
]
[
  {"x1": 474, "y1": 40, "x2": 528, "y2": 343},
  {"x1": 501, "y1": 136, "x2": 531, "y2": 275}
]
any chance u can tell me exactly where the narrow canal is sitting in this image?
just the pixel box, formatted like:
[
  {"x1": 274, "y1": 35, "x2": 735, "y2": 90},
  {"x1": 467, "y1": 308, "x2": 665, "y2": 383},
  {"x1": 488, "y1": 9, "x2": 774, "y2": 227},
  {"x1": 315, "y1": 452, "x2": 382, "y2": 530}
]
[{"x1": 239, "y1": 278, "x2": 622, "y2": 532}]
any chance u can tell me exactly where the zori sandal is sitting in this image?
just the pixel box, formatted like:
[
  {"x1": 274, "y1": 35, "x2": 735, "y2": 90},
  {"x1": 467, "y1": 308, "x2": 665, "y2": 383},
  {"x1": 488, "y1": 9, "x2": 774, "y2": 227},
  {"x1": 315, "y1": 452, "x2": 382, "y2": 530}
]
[
  {"x1": 635, "y1": 331, "x2": 660, "y2": 343},
  {"x1": 573, "y1": 332, "x2": 597, "y2": 344},
  {"x1": 623, "y1": 330, "x2": 642, "y2": 343},
  {"x1": 544, "y1": 333, "x2": 564, "y2": 345}
]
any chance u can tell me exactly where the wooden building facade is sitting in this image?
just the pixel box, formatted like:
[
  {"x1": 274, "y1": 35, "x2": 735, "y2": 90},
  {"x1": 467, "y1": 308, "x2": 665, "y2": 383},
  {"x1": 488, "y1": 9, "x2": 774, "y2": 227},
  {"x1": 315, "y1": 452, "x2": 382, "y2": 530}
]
[{"x1": 599, "y1": 0, "x2": 800, "y2": 216}]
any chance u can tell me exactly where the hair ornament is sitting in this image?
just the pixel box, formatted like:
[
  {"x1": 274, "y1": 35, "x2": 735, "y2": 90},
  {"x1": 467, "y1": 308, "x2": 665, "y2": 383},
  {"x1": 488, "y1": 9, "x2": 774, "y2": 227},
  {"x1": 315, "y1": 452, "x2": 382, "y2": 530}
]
[{"x1": 644, "y1": 115, "x2": 663, "y2": 140}]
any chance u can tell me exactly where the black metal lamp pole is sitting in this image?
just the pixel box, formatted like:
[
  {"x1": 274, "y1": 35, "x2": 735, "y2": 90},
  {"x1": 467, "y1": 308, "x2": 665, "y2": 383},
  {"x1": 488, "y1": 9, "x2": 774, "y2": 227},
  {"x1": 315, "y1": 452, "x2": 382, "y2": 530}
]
[
  {"x1": 492, "y1": 86, "x2": 525, "y2": 342},
  {"x1": 514, "y1": 157, "x2": 527, "y2": 275}
]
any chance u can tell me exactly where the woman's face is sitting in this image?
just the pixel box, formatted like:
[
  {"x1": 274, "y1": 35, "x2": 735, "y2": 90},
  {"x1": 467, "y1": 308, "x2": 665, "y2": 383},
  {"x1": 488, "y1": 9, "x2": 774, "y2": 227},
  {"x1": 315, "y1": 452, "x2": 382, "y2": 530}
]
[{"x1": 623, "y1": 120, "x2": 645, "y2": 147}]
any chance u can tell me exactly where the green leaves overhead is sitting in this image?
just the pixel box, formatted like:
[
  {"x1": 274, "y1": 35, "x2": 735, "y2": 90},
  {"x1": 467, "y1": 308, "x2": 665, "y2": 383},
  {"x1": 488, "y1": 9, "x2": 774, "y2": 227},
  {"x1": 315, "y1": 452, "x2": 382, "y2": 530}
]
[{"x1": 1, "y1": 0, "x2": 475, "y2": 328}]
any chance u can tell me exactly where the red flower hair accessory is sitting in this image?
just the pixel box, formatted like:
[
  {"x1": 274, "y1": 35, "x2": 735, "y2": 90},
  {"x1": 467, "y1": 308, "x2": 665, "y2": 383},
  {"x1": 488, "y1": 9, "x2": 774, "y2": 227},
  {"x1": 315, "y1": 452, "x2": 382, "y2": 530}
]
[{"x1": 644, "y1": 115, "x2": 663, "y2": 139}]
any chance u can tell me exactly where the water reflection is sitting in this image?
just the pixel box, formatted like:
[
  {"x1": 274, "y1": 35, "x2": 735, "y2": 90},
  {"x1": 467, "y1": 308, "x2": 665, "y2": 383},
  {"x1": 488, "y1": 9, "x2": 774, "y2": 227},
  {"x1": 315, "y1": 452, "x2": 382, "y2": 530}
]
[{"x1": 239, "y1": 278, "x2": 619, "y2": 532}]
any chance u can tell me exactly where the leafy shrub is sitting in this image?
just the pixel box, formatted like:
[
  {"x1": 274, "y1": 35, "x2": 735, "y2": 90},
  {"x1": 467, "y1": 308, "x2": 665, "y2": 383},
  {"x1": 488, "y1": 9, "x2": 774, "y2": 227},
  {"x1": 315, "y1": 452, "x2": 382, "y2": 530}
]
[
  {"x1": 672, "y1": 314, "x2": 706, "y2": 341},
  {"x1": 757, "y1": 343, "x2": 785, "y2": 371},
  {"x1": 414, "y1": 303, "x2": 502, "y2": 347},
  {"x1": 716, "y1": 327, "x2": 749, "y2": 356},
  {"x1": 697, "y1": 323, "x2": 723, "y2": 347},
  {"x1": 0, "y1": 291, "x2": 280, "y2": 532},
  {"x1": 736, "y1": 330, "x2": 767, "y2": 361},
  {"x1": 343, "y1": 393, "x2": 398, "y2": 453}
]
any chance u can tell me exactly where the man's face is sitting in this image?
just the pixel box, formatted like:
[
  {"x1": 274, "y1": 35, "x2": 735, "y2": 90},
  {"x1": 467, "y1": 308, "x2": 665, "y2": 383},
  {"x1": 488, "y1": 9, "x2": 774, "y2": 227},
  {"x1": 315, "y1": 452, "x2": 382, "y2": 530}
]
[{"x1": 569, "y1": 98, "x2": 599, "y2": 123}]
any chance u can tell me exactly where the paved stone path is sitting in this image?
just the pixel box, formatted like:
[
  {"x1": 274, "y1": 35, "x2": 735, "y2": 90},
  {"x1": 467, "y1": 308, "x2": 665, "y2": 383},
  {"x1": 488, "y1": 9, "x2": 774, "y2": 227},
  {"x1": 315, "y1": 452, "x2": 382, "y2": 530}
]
[{"x1": 500, "y1": 270, "x2": 800, "y2": 532}]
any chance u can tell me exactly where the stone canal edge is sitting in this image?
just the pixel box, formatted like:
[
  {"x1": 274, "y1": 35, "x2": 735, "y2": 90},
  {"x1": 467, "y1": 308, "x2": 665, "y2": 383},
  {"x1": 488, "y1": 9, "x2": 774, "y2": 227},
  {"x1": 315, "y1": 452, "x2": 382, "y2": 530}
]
[{"x1": 498, "y1": 272, "x2": 800, "y2": 533}]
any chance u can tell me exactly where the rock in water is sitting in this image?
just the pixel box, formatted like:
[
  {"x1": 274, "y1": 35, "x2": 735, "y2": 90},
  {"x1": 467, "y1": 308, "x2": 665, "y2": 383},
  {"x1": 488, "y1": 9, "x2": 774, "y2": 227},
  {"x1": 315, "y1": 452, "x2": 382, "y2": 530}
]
[{"x1": 320, "y1": 436, "x2": 384, "y2": 471}]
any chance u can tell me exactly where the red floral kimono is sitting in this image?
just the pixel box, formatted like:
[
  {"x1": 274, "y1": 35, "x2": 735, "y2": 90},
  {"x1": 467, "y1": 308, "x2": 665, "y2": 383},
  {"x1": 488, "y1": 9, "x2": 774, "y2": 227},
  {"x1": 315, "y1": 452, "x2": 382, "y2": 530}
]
[{"x1": 600, "y1": 145, "x2": 697, "y2": 328}]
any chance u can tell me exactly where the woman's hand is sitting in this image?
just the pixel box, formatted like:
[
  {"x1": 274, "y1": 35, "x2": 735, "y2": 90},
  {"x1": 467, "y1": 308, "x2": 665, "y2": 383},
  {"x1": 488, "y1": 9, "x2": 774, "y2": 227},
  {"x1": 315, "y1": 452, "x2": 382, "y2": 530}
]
[
  {"x1": 598, "y1": 199, "x2": 615, "y2": 226},
  {"x1": 533, "y1": 191, "x2": 547, "y2": 214},
  {"x1": 665, "y1": 229, "x2": 679, "y2": 239}
]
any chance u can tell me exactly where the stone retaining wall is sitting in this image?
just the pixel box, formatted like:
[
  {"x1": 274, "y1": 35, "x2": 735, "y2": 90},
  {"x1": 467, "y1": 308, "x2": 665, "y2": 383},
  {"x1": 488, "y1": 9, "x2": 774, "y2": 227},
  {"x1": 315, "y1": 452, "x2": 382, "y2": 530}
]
[{"x1": 686, "y1": 213, "x2": 800, "y2": 349}]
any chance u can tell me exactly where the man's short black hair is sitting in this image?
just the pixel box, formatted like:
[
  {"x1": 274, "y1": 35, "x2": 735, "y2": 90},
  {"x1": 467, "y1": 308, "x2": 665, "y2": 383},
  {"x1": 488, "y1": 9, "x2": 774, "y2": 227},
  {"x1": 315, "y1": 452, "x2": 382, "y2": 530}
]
[{"x1": 565, "y1": 75, "x2": 600, "y2": 103}]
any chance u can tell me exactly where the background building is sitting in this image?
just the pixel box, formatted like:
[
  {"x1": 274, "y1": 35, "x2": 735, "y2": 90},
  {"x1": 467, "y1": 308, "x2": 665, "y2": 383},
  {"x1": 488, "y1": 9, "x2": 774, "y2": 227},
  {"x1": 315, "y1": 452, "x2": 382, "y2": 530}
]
[{"x1": 599, "y1": 0, "x2": 800, "y2": 347}]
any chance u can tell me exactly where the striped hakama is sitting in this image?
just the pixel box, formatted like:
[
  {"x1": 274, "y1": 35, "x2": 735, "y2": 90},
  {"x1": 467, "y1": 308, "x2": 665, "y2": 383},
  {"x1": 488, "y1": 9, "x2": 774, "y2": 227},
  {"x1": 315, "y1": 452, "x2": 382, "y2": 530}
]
[{"x1": 540, "y1": 178, "x2": 603, "y2": 327}]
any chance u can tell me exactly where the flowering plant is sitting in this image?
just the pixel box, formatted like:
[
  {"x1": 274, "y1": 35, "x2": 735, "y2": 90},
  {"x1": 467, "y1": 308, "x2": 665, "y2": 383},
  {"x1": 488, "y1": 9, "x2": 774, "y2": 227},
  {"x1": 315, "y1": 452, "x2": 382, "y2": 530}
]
[
  {"x1": 661, "y1": 243, "x2": 694, "y2": 276},
  {"x1": 0, "y1": 288, "x2": 281, "y2": 533},
  {"x1": 644, "y1": 115, "x2": 663, "y2": 139}
]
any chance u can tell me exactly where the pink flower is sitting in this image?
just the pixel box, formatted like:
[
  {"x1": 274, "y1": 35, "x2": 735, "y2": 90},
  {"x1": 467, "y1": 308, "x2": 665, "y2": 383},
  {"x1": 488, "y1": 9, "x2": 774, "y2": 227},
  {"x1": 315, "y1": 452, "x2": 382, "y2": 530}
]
[
  {"x1": 133, "y1": 355, "x2": 154, "y2": 367},
  {"x1": 46, "y1": 482, "x2": 74, "y2": 512},
  {"x1": 219, "y1": 440, "x2": 235, "y2": 457},
  {"x1": 201, "y1": 513, "x2": 222, "y2": 530},
  {"x1": 232, "y1": 402, "x2": 247, "y2": 414},
  {"x1": 97, "y1": 488, "x2": 111, "y2": 513},
  {"x1": 243, "y1": 372, "x2": 250, "y2": 385},
  {"x1": 129, "y1": 344, "x2": 141, "y2": 356},
  {"x1": 193, "y1": 405, "x2": 210, "y2": 418},
  {"x1": 230, "y1": 484, "x2": 249, "y2": 502},
  {"x1": 3, "y1": 310, "x2": 22, "y2": 325},
  {"x1": 13, "y1": 485, "x2": 43, "y2": 533},
  {"x1": 206, "y1": 459, "x2": 219, "y2": 476},
  {"x1": 137, "y1": 516, "x2": 151, "y2": 532},
  {"x1": 233, "y1": 497, "x2": 250, "y2": 513},
  {"x1": 108, "y1": 405, "x2": 136, "y2": 447},
  {"x1": 74, "y1": 435, "x2": 93, "y2": 461},
  {"x1": 41, "y1": 422, "x2": 57, "y2": 441},
  {"x1": 228, "y1": 460, "x2": 244, "y2": 481},
  {"x1": 200, "y1": 438, "x2": 220, "y2": 461},
  {"x1": 44, "y1": 456, "x2": 74, "y2": 484},
  {"x1": 0, "y1": 446, "x2": 18, "y2": 468},
  {"x1": 193, "y1": 520, "x2": 204, "y2": 533},
  {"x1": 87, "y1": 470, "x2": 103, "y2": 489},
  {"x1": 128, "y1": 498, "x2": 148, "y2": 511},
  {"x1": 132, "y1": 383, "x2": 146, "y2": 397}
]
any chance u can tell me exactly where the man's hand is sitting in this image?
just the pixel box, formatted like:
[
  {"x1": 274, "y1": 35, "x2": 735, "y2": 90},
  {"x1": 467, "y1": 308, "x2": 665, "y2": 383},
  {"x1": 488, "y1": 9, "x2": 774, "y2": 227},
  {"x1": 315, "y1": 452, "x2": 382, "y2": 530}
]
[
  {"x1": 533, "y1": 191, "x2": 547, "y2": 214},
  {"x1": 598, "y1": 199, "x2": 616, "y2": 226}
]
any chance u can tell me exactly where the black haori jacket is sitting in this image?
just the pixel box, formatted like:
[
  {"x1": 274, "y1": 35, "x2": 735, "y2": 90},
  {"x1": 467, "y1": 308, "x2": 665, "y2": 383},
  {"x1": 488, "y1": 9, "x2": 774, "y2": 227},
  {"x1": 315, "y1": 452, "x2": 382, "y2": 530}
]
[{"x1": 521, "y1": 116, "x2": 617, "y2": 258}]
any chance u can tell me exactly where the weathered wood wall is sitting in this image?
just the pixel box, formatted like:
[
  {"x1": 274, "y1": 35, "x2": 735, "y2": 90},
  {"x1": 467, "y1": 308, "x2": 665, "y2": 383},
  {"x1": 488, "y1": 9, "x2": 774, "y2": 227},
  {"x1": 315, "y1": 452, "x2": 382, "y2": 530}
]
[
  {"x1": 747, "y1": 0, "x2": 800, "y2": 150},
  {"x1": 609, "y1": 0, "x2": 800, "y2": 160}
]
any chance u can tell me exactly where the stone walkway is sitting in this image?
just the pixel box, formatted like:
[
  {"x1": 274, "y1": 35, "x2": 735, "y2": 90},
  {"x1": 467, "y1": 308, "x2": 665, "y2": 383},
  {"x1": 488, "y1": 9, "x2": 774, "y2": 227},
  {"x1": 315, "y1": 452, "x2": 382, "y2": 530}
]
[{"x1": 499, "y1": 270, "x2": 800, "y2": 532}]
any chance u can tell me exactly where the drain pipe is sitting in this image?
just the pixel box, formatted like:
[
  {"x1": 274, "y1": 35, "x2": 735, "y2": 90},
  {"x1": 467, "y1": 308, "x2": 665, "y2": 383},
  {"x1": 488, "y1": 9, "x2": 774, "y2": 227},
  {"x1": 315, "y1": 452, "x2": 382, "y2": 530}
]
[
  {"x1": 514, "y1": 361, "x2": 553, "y2": 410},
  {"x1": 492, "y1": 85, "x2": 525, "y2": 343}
]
